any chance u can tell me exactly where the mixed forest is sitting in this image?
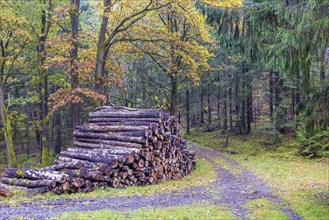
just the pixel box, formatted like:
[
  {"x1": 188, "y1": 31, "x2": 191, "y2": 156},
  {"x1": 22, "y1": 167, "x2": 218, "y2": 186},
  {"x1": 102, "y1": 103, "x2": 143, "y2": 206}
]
[
  {"x1": 0, "y1": 0, "x2": 328, "y2": 218},
  {"x1": 0, "y1": 0, "x2": 328, "y2": 169}
]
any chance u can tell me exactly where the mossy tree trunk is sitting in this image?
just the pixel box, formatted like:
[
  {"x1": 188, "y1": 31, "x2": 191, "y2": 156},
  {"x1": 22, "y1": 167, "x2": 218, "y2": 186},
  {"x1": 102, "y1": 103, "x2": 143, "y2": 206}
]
[
  {"x1": 39, "y1": 0, "x2": 51, "y2": 167},
  {"x1": 70, "y1": 0, "x2": 80, "y2": 134},
  {"x1": 0, "y1": 85, "x2": 17, "y2": 168}
]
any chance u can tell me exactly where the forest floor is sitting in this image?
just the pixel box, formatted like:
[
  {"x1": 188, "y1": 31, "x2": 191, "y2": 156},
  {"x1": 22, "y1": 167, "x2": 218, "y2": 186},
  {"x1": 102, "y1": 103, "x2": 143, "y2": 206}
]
[{"x1": 0, "y1": 132, "x2": 328, "y2": 219}]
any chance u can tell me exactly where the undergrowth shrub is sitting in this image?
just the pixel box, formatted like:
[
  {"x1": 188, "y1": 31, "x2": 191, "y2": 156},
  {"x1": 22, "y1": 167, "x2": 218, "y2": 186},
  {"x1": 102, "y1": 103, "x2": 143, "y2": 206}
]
[
  {"x1": 251, "y1": 125, "x2": 283, "y2": 146},
  {"x1": 297, "y1": 130, "x2": 329, "y2": 158}
]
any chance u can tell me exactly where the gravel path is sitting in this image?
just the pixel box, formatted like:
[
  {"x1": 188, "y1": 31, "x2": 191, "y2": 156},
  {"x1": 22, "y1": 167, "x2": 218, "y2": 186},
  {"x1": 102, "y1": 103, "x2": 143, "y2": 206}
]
[{"x1": 0, "y1": 142, "x2": 303, "y2": 220}]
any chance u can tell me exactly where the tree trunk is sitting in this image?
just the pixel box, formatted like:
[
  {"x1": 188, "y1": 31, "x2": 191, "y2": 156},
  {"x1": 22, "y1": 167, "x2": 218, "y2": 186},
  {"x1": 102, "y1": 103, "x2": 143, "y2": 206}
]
[
  {"x1": 95, "y1": 0, "x2": 111, "y2": 94},
  {"x1": 291, "y1": 89, "x2": 295, "y2": 120},
  {"x1": 200, "y1": 86, "x2": 204, "y2": 123},
  {"x1": 207, "y1": 76, "x2": 212, "y2": 128},
  {"x1": 274, "y1": 71, "x2": 282, "y2": 133},
  {"x1": 25, "y1": 85, "x2": 31, "y2": 158},
  {"x1": 235, "y1": 70, "x2": 241, "y2": 133},
  {"x1": 229, "y1": 84, "x2": 233, "y2": 131},
  {"x1": 217, "y1": 73, "x2": 221, "y2": 129},
  {"x1": 186, "y1": 89, "x2": 190, "y2": 134},
  {"x1": 39, "y1": 0, "x2": 50, "y2": 166},
  {"x1": 0, "y1": 85, "x2": 17, "y2": 168},
  {"x1": 240, "y1": 64, "x2": 247, "y2": 133},
  {"x1": 54, "y1": 111, "x2": 62, "y2": 154},
  {"x1": 246, "y1": 89, "x2": 253, "y2": 134},
  {"x1": 141, "y1": 70, "x2": 146, "y2": 103},
  {"x1": 70, "y1": 0, "x2": 80, "y2": 133},
  {"x1": 169, "y1": 74, "x2": 178, "y2": 116},
  {"x1": 223, "y1": 85, "x2": 227, "y2": 132},
  {"x1": 225, "y1": 81, "x2": 230, "y2": 146},
  {"x1": 320, "y1": 48, "x2": 326, "y2": 81},
  {"x1": 269, "y1": 71, "x2": 274, "y2": 122}
]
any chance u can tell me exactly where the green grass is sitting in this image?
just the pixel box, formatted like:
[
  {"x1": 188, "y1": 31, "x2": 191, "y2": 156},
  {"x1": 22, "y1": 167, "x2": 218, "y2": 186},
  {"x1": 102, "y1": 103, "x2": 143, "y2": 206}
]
[
  {"x1": 58, "y1": 204, "x2": 234, "y2": 220},
  {"x1": 185, "y1": 130, "x2": 329, "y2": 220},
  {"x1": 0, "y1": 157, "x2": 217, "y2": 206},
  {"x1": 245, "y1": 198, "x2": 288, "y2": 220}
]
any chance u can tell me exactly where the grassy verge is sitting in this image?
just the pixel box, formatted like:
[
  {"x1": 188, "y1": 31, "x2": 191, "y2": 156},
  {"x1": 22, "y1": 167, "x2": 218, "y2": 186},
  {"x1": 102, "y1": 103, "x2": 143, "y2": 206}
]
[
  {"x1": 0, "y1": 157, "x2": 216, "y2": 206},
  {"x1": 58, "y1": 204, "x2": 234, "y2": 220},
  {"x1": 185, "y1": 130, "x2": 329, "y2": 219},
  {"x1": 245, "y1": 198, "x2": 288, "y2": 220}
]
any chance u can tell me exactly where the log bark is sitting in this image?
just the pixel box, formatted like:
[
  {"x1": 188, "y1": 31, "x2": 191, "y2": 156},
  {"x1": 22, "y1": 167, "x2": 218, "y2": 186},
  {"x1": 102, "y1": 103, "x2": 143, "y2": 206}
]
[
  {"x1": 0, "y1": 183, "x2": 49, "y2": 195},
  {"x1": 57, "y1": 156, "x2": 117, "y2": 169},
  {"x1": 72, "y1": 177, "x2": 85, "y2": 188},
  {"x1": 60, "y1": 151, "x2": 123, "y2": 165},
  {"x1": 74, "y1": 139, "x2": 142, "y2": 149},
  {"x1": 76, "y1": 125, "x2": 149, "y2": 132},
  {"x1": 86, "y1": 121, "x2": 156, "y2": 127},
  {"x1": 68, "y1": 146, "x2": 135, "y2": 156},
  {"x1": 88, "y1": 117, "x2": 161, "y2": 123},
  {"x1": 43, "y1": 161, "x2": 84, "y2": 170},
  {"x1": 73, "y1": 131, "x2": 146, "y2": 144},
  {"x1": 1, "y1": 177, "x2": 56, "y2": 188},
  {"x1": 65, "y1": 148, "x2": 127, "y2": 162},
  {"x1": 89, "y1": 110, "x2": 162, "y2": 118},
  {"x1": 6, "y1": 168, "x2": 69, "y2": 183}
]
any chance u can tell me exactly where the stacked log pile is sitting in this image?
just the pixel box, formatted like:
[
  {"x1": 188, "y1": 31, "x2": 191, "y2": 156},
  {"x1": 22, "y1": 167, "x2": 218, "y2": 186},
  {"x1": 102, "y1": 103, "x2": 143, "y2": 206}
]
[{"x1": 0, "y1": 106, "x2": 196, "y2": 195}]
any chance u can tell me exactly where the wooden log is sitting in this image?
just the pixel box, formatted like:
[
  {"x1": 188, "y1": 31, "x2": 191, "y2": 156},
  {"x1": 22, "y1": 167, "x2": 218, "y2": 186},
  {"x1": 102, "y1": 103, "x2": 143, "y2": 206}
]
[
  {"x1": 0, "y1": 183, "x2": 49, "y2": 195},
  {"x1": 0, "y1": 186, "x2": 11, "y2": 198},
  {"x1": 151, "y1": 136, "x2": 158, "y2": 145},
  {"x1": 138, "y1": 159, "x2": 144, "y2": 168},
  {"x1": 85, "y1": 179, "x2": 92, "y2": 188},
  {"x1": 110, "y1": 169, "x2": 119, "y2": 177},
  {"x1": 60, "y1": 151, "x2": 122, "y2": 165},
  {"x1": 73, "y1": 131, "x2": 146, "y2": 144},
  {"x1": 1, "y1": 177, "x2": 56, "y2": 188},
  {"x1": 86, "y1": 121, "x2": 157, "y2": 127},
  {"x1": 67, "y1": 147, "x2": 132, "y2": 160},
  {"x1": 150, "y1": 123, "x2": 159, "y2": 135},
  {"x1": 62, "y1": 181, "x2": 70, "y2": 192},
  {"x1": 70, "y1": 144, "x2": 136, "y2": 155},
  {"x1": 57, "y1": 156, "x2": 117, "y2": 169},
  {"x1": 87, "y1": 117, "x2": 161, "y2": 123},
  {"x1": 76, "y1": 125, "x2": 149, "y2": 133},
  {"x1": 43, "y1": 161, "x2": 84, "y2": 171},
  {"x1": 89, "y1": 110, "x2": 162, "y2": 118},
  {"x1": 127, "y1": 169, "x2": 133, "y2": 176},
  {"x1": 125, "y1": 155, "x2": 135, "y2": 164},
  {"x1": 82, "y1": 185, "x2": 94, "y2": 193},
  {"x1": 66, "y1": 148, "x2": 127, "y2": 163},
  {"x1": 6, "y1": 168, "x2": 69, "y2": 183},
  {"x1": 89, "y1": 172, "x2": 104, "y2": 182},
  {"x1": 109, "y1": 178, "x2": 120, "y2": 188},
  {"x1": 75, "y1": 138, "x2": 143, "y2": 149},
  {"x1": 64, "y1": 168, "x2": 90, "y2": 179},
  {"x1": 129, "y1": 163, "x2": 139, "y2": 169},
  {"x1": 96, "y1": 106, "x2": 159, "y2": 112},
  {"x1": 53, "y1": 186, "x2": 63, "y2": 195},
  {"x1": 163, "y1": 112, "x2": 170, "y2": 120}
]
